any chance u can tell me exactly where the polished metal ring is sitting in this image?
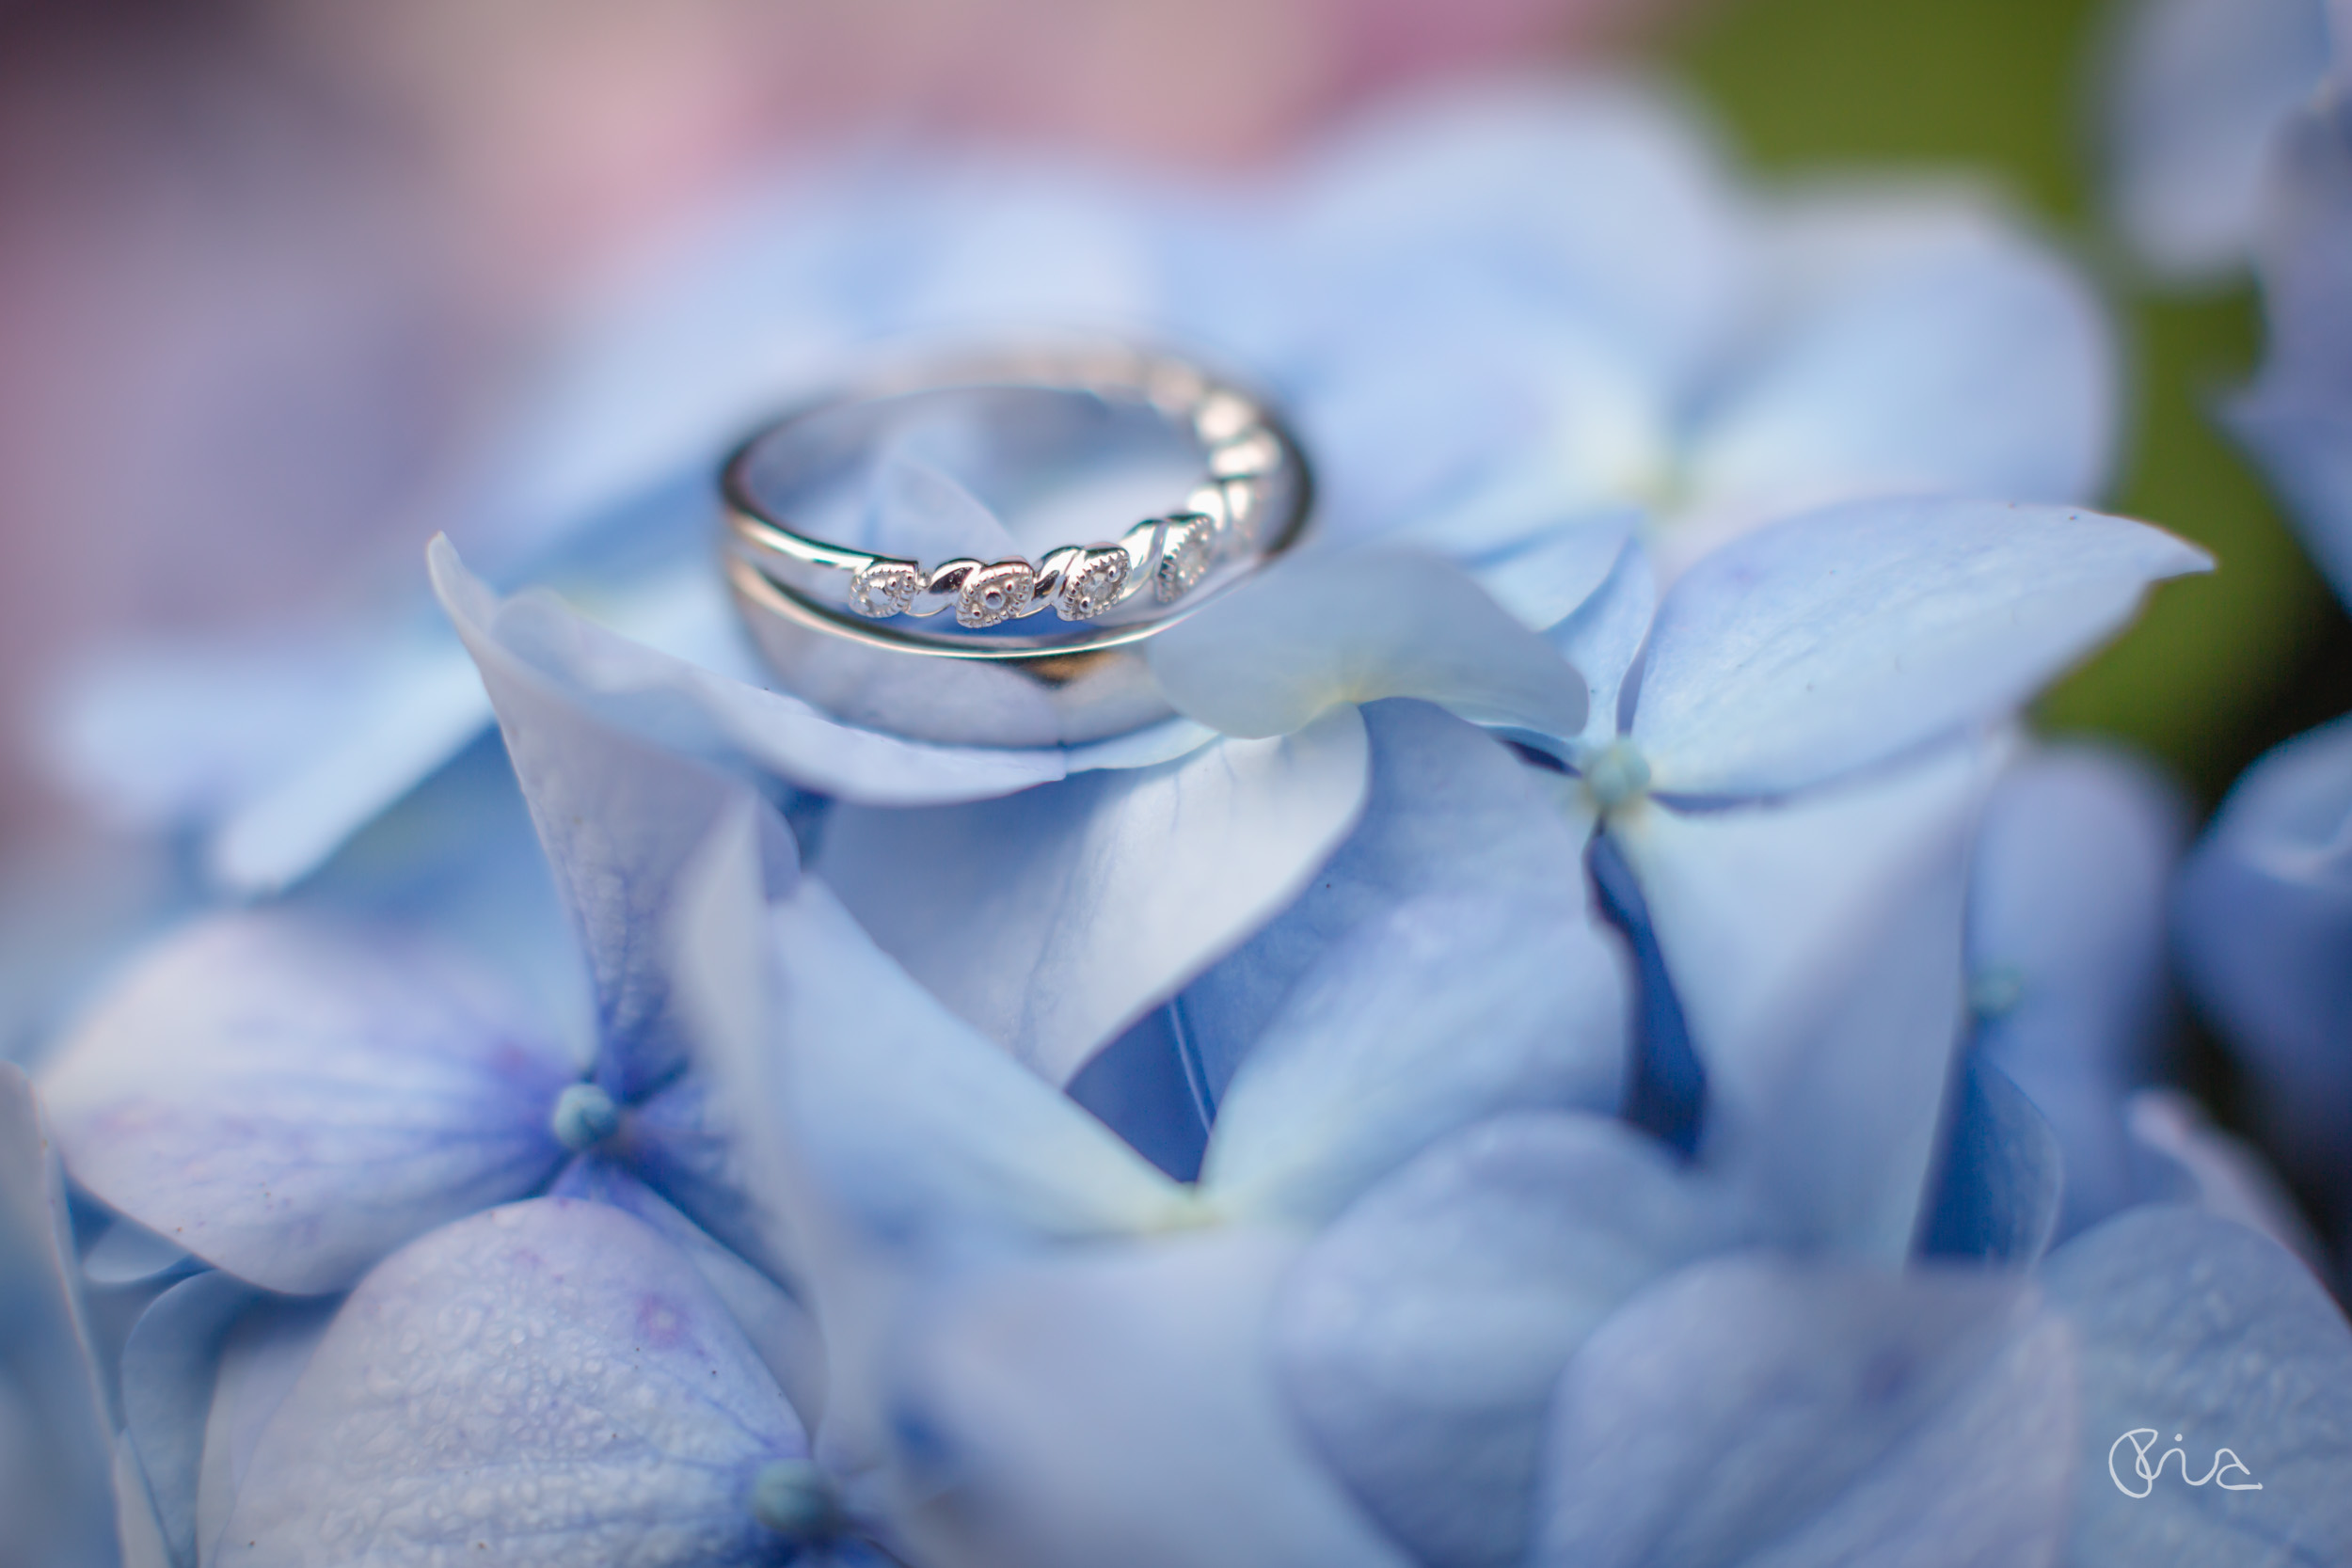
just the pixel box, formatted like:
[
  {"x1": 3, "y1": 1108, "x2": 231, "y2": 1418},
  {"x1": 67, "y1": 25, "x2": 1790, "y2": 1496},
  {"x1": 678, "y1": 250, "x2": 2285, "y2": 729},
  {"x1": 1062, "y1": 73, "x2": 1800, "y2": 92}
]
[{"x1": 721, "y1": 340, "x2": 1311, "y2": 748}]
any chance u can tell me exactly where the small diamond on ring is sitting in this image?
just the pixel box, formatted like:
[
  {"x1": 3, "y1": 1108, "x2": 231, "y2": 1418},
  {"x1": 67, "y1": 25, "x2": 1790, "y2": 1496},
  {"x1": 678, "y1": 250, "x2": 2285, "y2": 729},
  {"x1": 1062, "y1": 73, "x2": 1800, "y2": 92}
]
[{"x1": 958, "y1": 560, "x2": 1038, "y2": 627}]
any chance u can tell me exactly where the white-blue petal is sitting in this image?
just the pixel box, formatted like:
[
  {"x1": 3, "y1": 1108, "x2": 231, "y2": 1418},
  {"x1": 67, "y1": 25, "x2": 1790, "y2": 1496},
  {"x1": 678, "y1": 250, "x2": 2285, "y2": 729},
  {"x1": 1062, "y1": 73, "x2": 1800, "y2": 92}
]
[
  {"x1": 1278, "y1": 1113, "x2": 1749, "y2": 1568},
  {"x1": 2042, "y1": 1207, "x2": 2352, "y2": 1564},
  {"x1": 217, "y1": 1198, "x2": 813, "y2": 1568},
  {"x1": 1613, "y1": 739, "x2": 2001, "y2": 1255},
  {"x1": 883, "y1": 1228, "x2": 1415, "y2": 1568},
  {"x1": 1545, "y1": 537, "x2": 1658, "y2": 758},
  {"x1": 121, "y1": 1271, "x2": 262, "y2": 1567},
  {"x1": 1529, "y1": 1255, "x2": 2075, "y2": 1568},
  {"x1": 1630, "y1": 498, "x2": 2209, "y2": 797},
  {"x1": 1147, "y1": 553, "x2": 1588, "y2": 741},
  {"x1": 817, "y1": 710, "x2": 1371, "y2": 1085},
  {"x1": 1197, "y1": 704, "x2": 1626, "y2": 1225},
  {"x1": 40, "y1": 912, "x2": 575, "y2": 1295}
]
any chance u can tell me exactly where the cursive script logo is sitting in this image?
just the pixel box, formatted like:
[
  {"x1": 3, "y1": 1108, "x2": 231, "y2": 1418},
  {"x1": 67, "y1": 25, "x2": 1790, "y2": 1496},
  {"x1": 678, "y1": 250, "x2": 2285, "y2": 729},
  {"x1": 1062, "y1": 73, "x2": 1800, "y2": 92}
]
[{"x1": 2108, "y1": 1430, "x2": 2264, "y2": 1497}]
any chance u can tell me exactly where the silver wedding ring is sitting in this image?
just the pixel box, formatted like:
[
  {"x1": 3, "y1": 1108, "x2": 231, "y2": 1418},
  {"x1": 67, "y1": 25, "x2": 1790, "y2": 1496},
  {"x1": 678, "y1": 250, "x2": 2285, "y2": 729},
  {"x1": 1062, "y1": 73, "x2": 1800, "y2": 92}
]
[{"x1": 722, "y1": 340, "x2": 1311, "y2": 747}]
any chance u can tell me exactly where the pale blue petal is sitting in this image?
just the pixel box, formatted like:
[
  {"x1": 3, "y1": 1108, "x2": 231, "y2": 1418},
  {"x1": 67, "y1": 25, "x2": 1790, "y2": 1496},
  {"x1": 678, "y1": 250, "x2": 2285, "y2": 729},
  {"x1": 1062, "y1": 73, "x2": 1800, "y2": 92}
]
[
  {"x1": 2126, "y1": 1090, "x2": 2331, "y2": 1270},
  {"x1": 1464, "y1": 513, "x2": 1639, "y2": 632},
  {"x1": 1530, "y1": 1255, "x2": 2075, "y2": 1568},
  {"x1": 433, "y1": 537, "x2": 802, "y2": 1101},
  {"x1": 882, "y1": 1228, "x2": 1415, "y2": 1568},
  {"x1": 2104, "y1": 0, "x2": 2330, "y2": 280},
  {"x1": 1178, "y1": 702, "x2": 1602, "y2": 1104},
  {"x1": 1199, "y1": 705, "x2": 1626, "y2": 1224},
  {"x1": 216, "y1": 1198, "x2": 811, "y2": 1568},
  {"x1": 193, "y1": 1296, "x2": 335, "y2": 1564},
  {"x1": 40, "y1": 912, "x2": 573, "y2": 1295},
  {"x1": 1278, "y1": 1114, "x2": 1750, "y2": 1568},
  {"x1": 2042, "y1": 1207, "x2": 2352, "y2": 1565},
  {"x1": 1545, "y1": 537, "x2": 1657, "y2": 757},
  {"x1": 121, "y1": 1271, "x2": 261, "y2": 1568},
  {"x1": 1613, "y1": 739, "x2": 2000, "y2": 1255},
  {"x1": 1146, "y1": 553, "x2": 1588, "y2": 741},
  {"x1": 1970, "y1": 743, "x2": 2189, "y2": 1236},
  {"x1": 2174, "y1": 714, "x2": 2352, "y2": 1167},
  {"x1": 1690, "y1": 204, "x2": 2116, "y2": 525},
  {"x1": 434, "y1": 535, "x2": 1073, "y2": 806},
  {"x1": 1630, "y1": 498, "x2": 2209, "y2": 796},
  {"x1": 817, "y1": 710, "x2": 1371, "y2": 1085},
  {"x1": 2228, "y1": 87, "x2": 2352, "y2": 602},
  {"x1": 0, "y1": 1067, "x2": 119, "y2": 1568},
  {"x1": 1917, "y1": 1054, "x2": 2065, "y2": 1266}
]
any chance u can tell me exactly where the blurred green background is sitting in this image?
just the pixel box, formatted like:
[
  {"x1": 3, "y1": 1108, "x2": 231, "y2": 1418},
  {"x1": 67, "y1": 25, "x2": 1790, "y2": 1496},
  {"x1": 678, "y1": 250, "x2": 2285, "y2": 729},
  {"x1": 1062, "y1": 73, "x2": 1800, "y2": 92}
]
[{"x1": 1672, "y1": 0, "x2": 2352, "y2": 806}]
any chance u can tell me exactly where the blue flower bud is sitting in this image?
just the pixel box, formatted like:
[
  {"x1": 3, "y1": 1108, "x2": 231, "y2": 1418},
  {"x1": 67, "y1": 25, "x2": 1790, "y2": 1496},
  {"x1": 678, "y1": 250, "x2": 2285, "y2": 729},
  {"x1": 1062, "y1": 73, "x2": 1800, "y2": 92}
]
[
  {"x1": 549, "y1": 1083, "x2": 621, "y2": 1151},
  {"x1": 748, "y1": 1458, "x2": 843, "y2": 1541}
]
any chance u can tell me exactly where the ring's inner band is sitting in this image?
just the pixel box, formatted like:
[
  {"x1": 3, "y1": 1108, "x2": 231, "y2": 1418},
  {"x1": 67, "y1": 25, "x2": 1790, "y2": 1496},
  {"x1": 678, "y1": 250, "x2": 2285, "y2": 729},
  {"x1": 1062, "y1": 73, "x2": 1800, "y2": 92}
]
[{"x1": 723, "y1": 349, "x2": 1308, "y2": 644}]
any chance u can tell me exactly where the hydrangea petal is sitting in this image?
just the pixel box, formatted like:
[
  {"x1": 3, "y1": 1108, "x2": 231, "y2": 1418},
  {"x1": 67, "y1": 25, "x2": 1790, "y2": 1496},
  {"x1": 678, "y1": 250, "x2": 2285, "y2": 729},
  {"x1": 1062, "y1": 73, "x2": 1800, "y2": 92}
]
[
  {"x1": 217, "y1": 1198, "x2": 811, "y2": 1568},
  {"x1": 817, "y1": 709, "x2": 1371, "y2": 1085},
  {"x1": 1147, "y1": 553, "x2": 1588, "y2": 741},
  {"x1": 1545, "y1": 538, "x2": 1657, "y2": 757},
  {"x1": 1917, "y1": 1054, "x2": 2066, "y2": 1266},
  {"x1": 1685, "y1": 207, "x2": 2114, "y2": 546},
  {"x1": 122, "y1": 1271, "x2": 262, "y2": 1568},
  {"x1": 1970, "y1": 744, "x2": 2188, "y2": 1236},
  {"x1": 434, "y1": 538, "x2": 803, "y2": 1101},
  {"x1": 1177, "y1": 701, "x2": 1603, "y2": 1104},
  {"x1": 2125, "y1": 1090, "x2": 2330, "y2": 1269},
  {"x1": 1199, "y1": 705, "x2": 1626, "y2": 1226},
  {"x1": 0, "y1": 1067, "x2": 119, "y2": 1568},
  {"x1": 2104, "y1": 0, "x2": 2331, "y2": 280},
  {"x1": 1629, "y1": 498, "x2": 2209, "y2": 797},
  {"x1": 1279, "y1": 1114, "x2": 1750, "y2": 1568},
  {"x1": 2173, "y1": 714, "x2": 2352, "y2": 1166},
  {"x1": 1530, "y1": 1255, "x2": 2077, "y2": 1568},
  {"x1": 2042, "y1": 1207, "x2": 2352, "y2": 1564},
  {"x1": 40, "y1": 912, "x2": 574, "y2": 1295},
  {"x1": 1613, "y1": 739, "x2": 2000, "y2": 1254},
  {"x1": 194, "y1": 1297, "x2": 335, "y2": 1564},
  {"x1": 884, "y1": 1228, "x2": 1415, "y2": 1568}
]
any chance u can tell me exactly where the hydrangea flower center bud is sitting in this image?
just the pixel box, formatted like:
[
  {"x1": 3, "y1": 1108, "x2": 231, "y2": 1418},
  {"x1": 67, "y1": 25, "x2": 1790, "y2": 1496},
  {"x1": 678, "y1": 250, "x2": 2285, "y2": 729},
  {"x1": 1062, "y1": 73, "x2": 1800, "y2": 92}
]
[
  {"x1": 748, "y1": 1458, "x2": 845, "y2": 1541},
  {"x1": 550, "y1": 1082, "x2": 622, "y2": 1151},
  {"x1": 1968, "y1": 965, "x2": 2027, "y2": 1020},
  {"x1": 1583, "y1": 741, "x2": 1652, "y2": 810}
]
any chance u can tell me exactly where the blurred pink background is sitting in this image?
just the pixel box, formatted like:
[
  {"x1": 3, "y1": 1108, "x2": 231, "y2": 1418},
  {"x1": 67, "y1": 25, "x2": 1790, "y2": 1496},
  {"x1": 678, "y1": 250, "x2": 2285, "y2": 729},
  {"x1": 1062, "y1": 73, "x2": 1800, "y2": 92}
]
[{"x1": 0, "y1": 0, "x2": 1673, "y2": 862}]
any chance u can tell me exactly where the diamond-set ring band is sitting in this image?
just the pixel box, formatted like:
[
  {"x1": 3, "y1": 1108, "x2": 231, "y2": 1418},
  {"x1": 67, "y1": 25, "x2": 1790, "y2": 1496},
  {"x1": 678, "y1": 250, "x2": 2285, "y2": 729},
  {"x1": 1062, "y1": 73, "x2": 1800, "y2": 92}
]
[{"x1": 717, "y1": 341, "x2": 1311, "y2": 748}]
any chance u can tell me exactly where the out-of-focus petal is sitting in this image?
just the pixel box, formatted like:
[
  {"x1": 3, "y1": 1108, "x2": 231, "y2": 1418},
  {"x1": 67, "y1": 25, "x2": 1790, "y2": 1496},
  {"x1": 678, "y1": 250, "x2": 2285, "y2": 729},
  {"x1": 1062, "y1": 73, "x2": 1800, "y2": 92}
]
[
  {"x1": 1178, "y1": 701, "x2": 1600, "y2": 1102},
  {"x1": 818, "y1": 709, "x2": 1371, "y2": 1085},
  {"x1": 1917, "y1": 1055, "x2": 2065, "y2": 1266},
  {"x1": 193, "y1": 1298, "x2": 335, "y2": 1564},
  {"x1": 2042, "y1": 1207, "x2": 2352, "y2": 1562},
  {"x1": 434, "y1": 536, "x2": 802, "y2": 1101},
  {"x1": 0, "y1": 1067, "x2": 119, "y2": 1568},
  {"x1": 1969, "y1": 744, "x2": 2188, "y2": 1237},
  {"x1": 1685, "y1": 204, "x2": 2115, "y2": 549},
  {"x1": 1545, "y1": 537, "x2": 1656, "y2": 757},
  {"x1": 1613, "y1": 739, "x2": 2001, "y2": 1255},
  {"x1": 2174, "y1": 714, "x2": 2352, "y2": 1167},
  {"x1": 121, "y1": 1271, "x2": 262, "y2": 1568},
  {"x1": 1630, "y1": 498, "x2": 2209, "y2": 797},
  {"x1": 1279, "y1": 1114, "x2": 1749, "y2": 1568},
  {"x1": 216, "y1": 1198, "x2": 812, "y2": 1568},
  {"x1": 883, "y1": 1228, "x2": 1415, "y2": 1568},
  {"x1": 1147, "y1": 553, "x2": 1587, "y2": 741},
  {"x1": 2125, "y1": 1090, "x2": 2330, "y2": 1269},
  {"x1": 1199, "y1": 705, "x2": 1625, "y2": 1225},
  {"x1": 40, "y1": 913, "x2": 574, "y2": 1295},
  {"x1": 1529, "y1": 1255, "x2": 2076, "y2": 1568},
  {"x1": 2104, "y1": 0, "x2": 2330, "y2": 281}
]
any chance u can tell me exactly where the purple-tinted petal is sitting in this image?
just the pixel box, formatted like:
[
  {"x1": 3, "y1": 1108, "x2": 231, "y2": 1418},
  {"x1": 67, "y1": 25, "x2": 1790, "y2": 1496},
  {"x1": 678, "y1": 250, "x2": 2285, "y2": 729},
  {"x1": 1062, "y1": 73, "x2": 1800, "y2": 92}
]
[
  {"x1": 40, "y1": 912, "x2": 575, "y2": 1295},
  {"x1": 1629, "y1": 498, "x2": 2209, "y2": 797},
  {"x1": 434, "y1": 538, "x2": 802, "y2": 1101},
  {"x1": 883, "y1": 1228, "x2": 1414, "y2": 1568},
  {"x1": 1279, "y1": 1114, "x2": 1749, "y2": 1568},
  {"x1": 2042, "y1": 1207, "x2": 2352, "y2": 1563},
  {"x1": 1530, "y1": 1255, "x2": 2076, "y2": 1568},
  {"x1": 217, "y1": 1198, "x2": 810, "y2": 1568},
  {"x1": 1197, "y1": 704, "x2": 1626, "y2": 1224},
  {"x1": 0, "y1": 1067, "x2": 119, "y2": 1568},
  {"x1": 2174, "y1": 714, "x2": 2352, "y2": 1169},
  {"x1": 2104, "y1": 0, "x2": 2330, "y2": 280},
  {"x1": 1148, "y1": 552, "x2": 1589, "y2": 741},
  {"x1": 1613, "y1": 739, "x2": 2001, "y2": 1254},
  {"x1": 1970, "y1": 744, "x2": 2189, "y2": 1236},
  {"x1": 818, "y1": 711, "x2": 1371, "y2": 1085}
]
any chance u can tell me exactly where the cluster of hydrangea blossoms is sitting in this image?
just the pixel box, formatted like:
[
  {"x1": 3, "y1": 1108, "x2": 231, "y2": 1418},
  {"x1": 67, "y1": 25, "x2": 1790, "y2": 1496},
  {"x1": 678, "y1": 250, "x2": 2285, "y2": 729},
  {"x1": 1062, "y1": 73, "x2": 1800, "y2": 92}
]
[{"x1": 9, "y1": 64, "x2": 2352, "y2": 1568}]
